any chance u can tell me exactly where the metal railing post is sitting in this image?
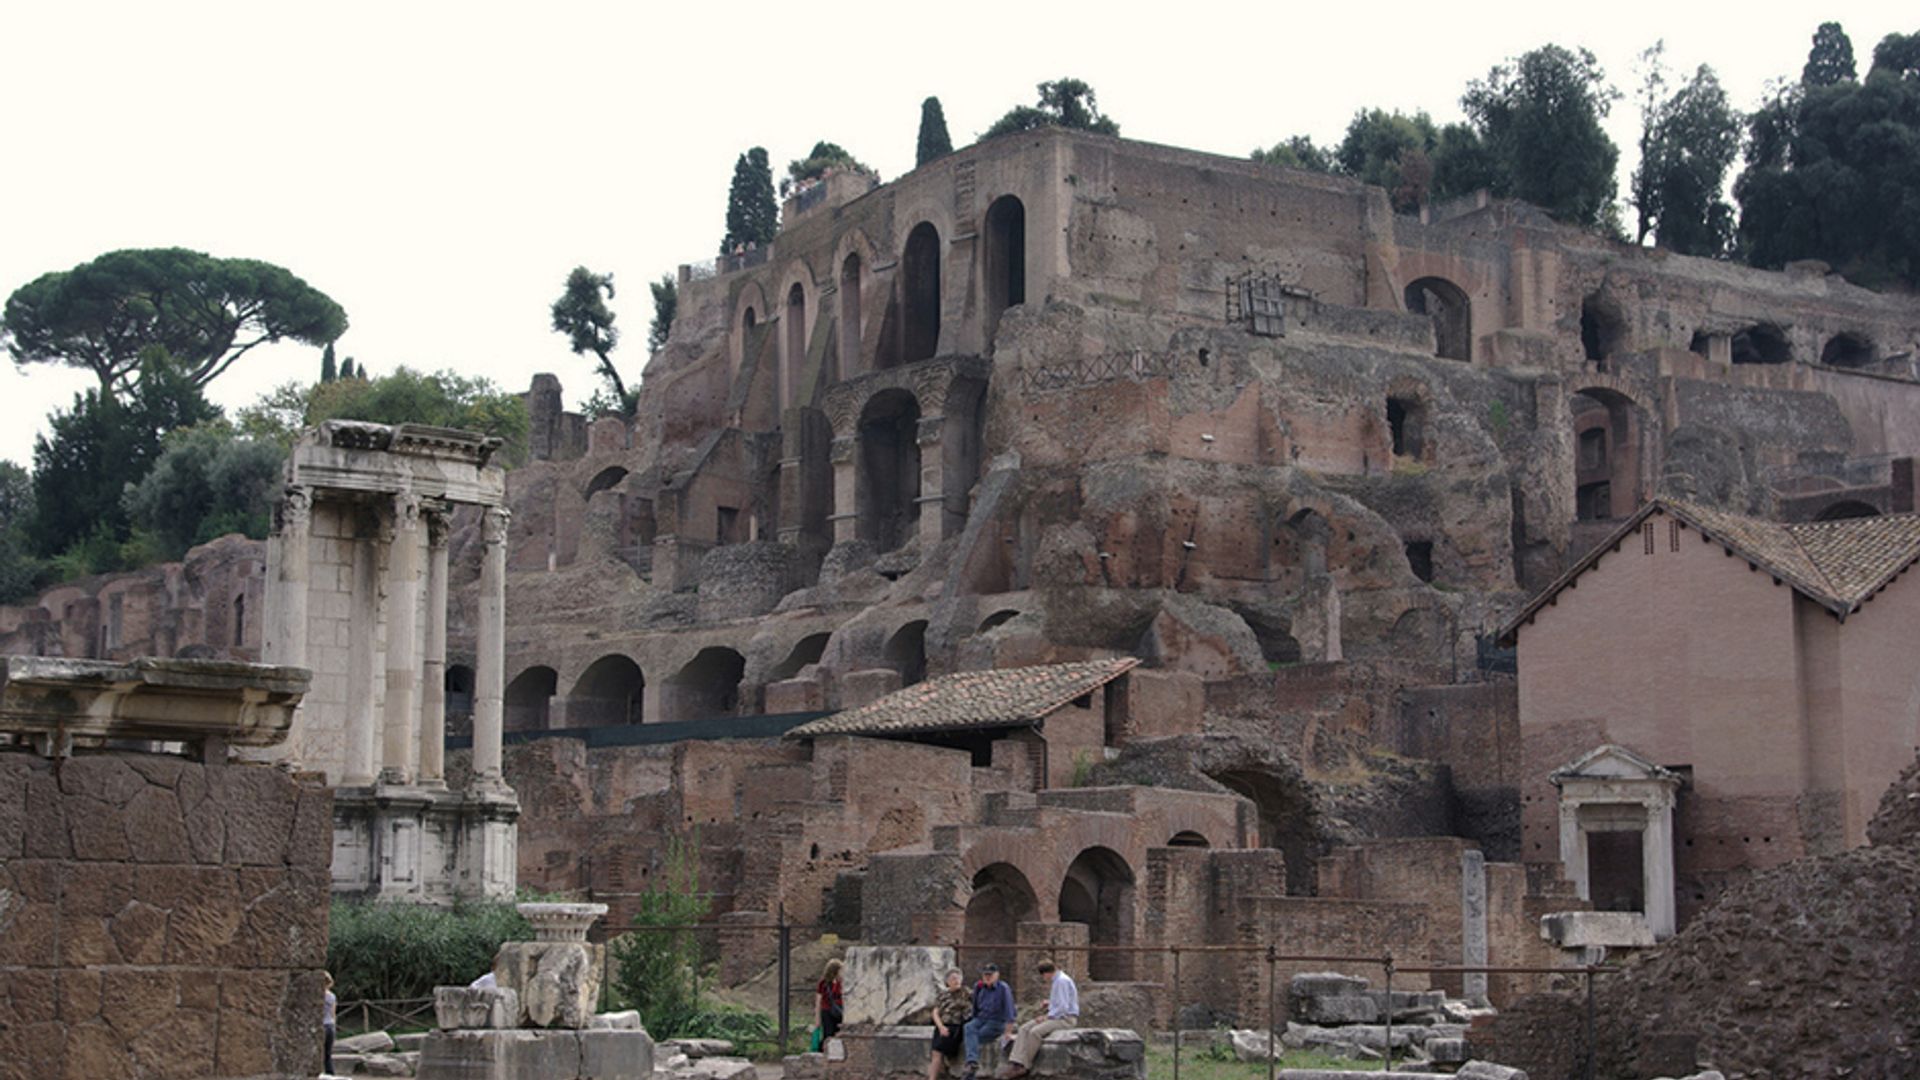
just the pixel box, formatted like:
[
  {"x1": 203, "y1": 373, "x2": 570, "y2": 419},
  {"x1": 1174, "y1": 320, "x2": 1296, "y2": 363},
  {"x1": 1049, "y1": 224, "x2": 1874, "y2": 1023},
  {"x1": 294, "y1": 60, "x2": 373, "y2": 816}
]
[
  {"x1": 1171, "y1": 946, "x2": 1182, "y2": 1080},
  {"x1": 777, "y1": 903, "x2": 792, "y2": 1053},
  {"x1": 1382, "y1": 952, "x2": 1394, "y2": 1073},
  {"x1": 1266, "y1": 944, "x2": 1278, "y2": 1080}
]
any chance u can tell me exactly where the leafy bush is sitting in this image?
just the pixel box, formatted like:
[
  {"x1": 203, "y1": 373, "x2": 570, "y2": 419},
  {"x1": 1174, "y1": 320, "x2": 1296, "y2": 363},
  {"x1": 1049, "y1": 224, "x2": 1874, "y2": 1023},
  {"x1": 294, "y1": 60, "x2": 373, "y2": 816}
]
[
  {"x1": 608, "y1": 835, "x2": 710, "y2": 1037},
  {"x1": 327, "y1": 899, "x2": 532, "y2": 1002}
]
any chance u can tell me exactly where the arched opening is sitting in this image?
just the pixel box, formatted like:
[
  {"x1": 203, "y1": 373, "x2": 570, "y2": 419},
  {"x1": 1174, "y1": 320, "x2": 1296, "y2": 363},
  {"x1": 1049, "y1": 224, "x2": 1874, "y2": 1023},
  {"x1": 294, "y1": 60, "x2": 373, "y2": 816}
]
[
  {"x1": 1821, "y1": 332, "x2": 1875, "y2": 368},
  {"x1": 445, "y1": 665, "x2": 475, "y2": 722},
  {"x1": 884, "y1": 620, "x2": 928, "y2": 688},
  {"x1": 1386, "y1": 395, "x2": 1426, "y2": 459},
  {"x1": 504, "y1": 666, "x2": 558, "y2": 733},
  {"x1": 1688, "y1": 330, "x2": 1713, "y2": 357},
  {"x1": 785, "y1": 283, "x2": 807, "y2": 405},
  {"x1": 901, "y1": 222, "x2": 942, "y2": 364},
  {"x1": 1167, "y1": 831, "x2": 1211, "y2": 849},
  {"x1": 1580, "y1": 294, "x2": 1626, "y2": 364},
  {"x1": 839, "y1": 253, "x2": 863, "y2": 379},
  {"x1": 978, "y1": 609, "x2": 1022, "y2": 633},
  {"x1": 983, "y1": 195, "x2": 1026, "y2": 346},
  {"x1": 963, "y1": 863, "x2": 1037, "y2": 975},
  {"x1": 1210, "y1": 768, "x2": 1321, "y2": 894},
  {"x1": 1570, "y1": 389, "x2": 1641, "y2": 522},
  {"x1": 232, "y1": 592, "x2": 246, "y2": 648},
  {"x1": 857, "y1": 389, "x2": 922, "y2": 552},
  {"x1": 569, "y1": 655, "x2": 645, "y2": 727},
  {"x1": 1059, "y1": 847, "x2": 1136, "y2": 981},
  {"x1": 769, "y1": 633, "x2": 831, "y2": 683},
  {"x1": 585, "y1": 466, "x2": 629, "y2": 499},
  {"x1": 1404, "y1": 277, "x2": 1471, "y2": 362},
  {"x1": 663, "y1": 646, "x2": 746, "y2": 722},
  {"x1": 1403, "y1": 539, "x2": 1435, "y2": 583},
  {"x1": 1730, "y1": 324, "x2": 1791, "y2": 365},
  {"x1": 1815, "y1": 500, "x2": 1880, "y2": 521}
]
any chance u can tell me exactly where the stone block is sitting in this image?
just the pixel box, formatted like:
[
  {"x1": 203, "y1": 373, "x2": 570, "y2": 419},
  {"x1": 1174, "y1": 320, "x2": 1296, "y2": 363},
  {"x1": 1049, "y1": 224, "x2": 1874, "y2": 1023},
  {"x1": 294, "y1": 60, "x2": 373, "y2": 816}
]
[
  {"x1": 1296, "y1": 992, "x2": 1380, "y2": 1024},
  {"x1": 590, "y1": 1010, "x2": 644, "y2": 1030},
  {"x1": 781, "y1": 1052, "x2": 828, "y2": 1080},
  {"x1": 496, "y1": 940, "x2": 604, "y2": 1029},
  {"x1": 1455, "y1": 1062, "x2": 1530, "y2": 1080},
  {"x1": 1278, "y1": 1072, "x2": 1451, "y2": 1080},
  {"x1": 577, "y1": 1026, "x2": 656, "y2": 1078},
  {"x1": 657, "y1": 1037, "x2": 733, "y2": 1057},
  {"x1": 1030, "y1": 1028, "x2": 1147, "y2": 1078},
  {"x1": 1539, "y1": 911, "x2": 1655, "y2": 949},
  {"x1": 395, "y1": 1032, "x2": 428, "y2": 1051},
  {"x1": 1079, "y1": 981, "x2": 1159, "y2": 1035},
  {"x1": 840, "y1": 945, "x2": 955, "y2": 1025},
  {"x1": 1230, "y1": 1028, "x2": 1274, "y2": 1062},
  {"x1": 360, "y1": 1052, "x2": 413, "y2": 1076},
  {"x1": 415, "y1": 1028, "x2": 583, "y2": 1080},
  {"x1": 435, "y1": 985, "x2": 520, "y2": 1030},
  {"x1": 686, "y1": 1057, "x2": 756, "y2": 1078},
  {"x1": 1290, "y1": 971, "x2": 1370, "y2": 997},
  {"x1": 765, "y1": 677, "x2": 826, "y2": 714},
  {"x1": 338, "y1": 1030, "x2": 396, "y2": 1054},
  {"x1": 1426, "y1": 1035, "x2": 1469, "y2": 1063}
]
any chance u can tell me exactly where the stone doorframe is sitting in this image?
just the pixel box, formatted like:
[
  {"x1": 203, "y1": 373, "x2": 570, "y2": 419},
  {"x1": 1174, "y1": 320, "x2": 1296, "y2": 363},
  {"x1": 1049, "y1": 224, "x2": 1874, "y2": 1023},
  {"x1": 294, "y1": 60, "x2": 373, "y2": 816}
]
[{"x1": 1550, "y1": 744, "x2": 1682, "y2": 939}]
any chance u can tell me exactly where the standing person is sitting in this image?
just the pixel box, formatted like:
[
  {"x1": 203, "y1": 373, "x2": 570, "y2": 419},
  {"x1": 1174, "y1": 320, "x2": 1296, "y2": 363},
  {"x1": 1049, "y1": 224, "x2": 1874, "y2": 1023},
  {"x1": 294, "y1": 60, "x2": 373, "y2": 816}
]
[
  {"x1": 996, "y1": 961, "x2": 1077, "y2": 1080},
  {"x1": 815, "y1": 958, "x2": 845, "y2": 1043},
  {"x1": 928, "y1": 968, "x2": 973, "y2": 1079},
  {"x1": 321, "y1": 972, "x2": 337, "y2": 1076},
  {"x1": 961, "y1": 963, "x2": 1016, "y2": 1080}
]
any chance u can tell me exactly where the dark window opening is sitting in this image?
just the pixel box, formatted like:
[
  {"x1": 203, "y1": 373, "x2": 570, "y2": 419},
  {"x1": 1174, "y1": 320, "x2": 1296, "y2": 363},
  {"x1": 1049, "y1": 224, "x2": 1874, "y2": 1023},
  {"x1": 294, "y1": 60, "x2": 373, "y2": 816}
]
[
  {"x1": 1588, "y1": 830, "x2": 1646, "y2": 914},
  {"x1": 901, "y1": 222, "x2": 942, "y2": 364},
  {"x1": 664, "y1": 646, "x2": 746, "y2": 721},
  {"x1": 1821, "y1": 332, "x2": 1874, "y2": 368},
  {"x1": 857, "y1": 389, "x2": 922, "y2": 553},
  {"x1": 1579, "y1": 427, "x2": 1607, "y2": 472},
  {"x1": 884, "y1": 620, "x2": 928, "y2": 688},
  {"x1": 769, "y1": 633, "x2": 831, "y2": 683},
  {"x1": 1404, "y1": 540, "x2": 1434, "y2": 583},
  {"x1": 785, "y1": 283, "x2": 807, "y2": 404},
  {"x1": 1688, "y1": 330, "x2": 1712, "y2": 357},
  {"x1": 1730, "y1": 324, "x2": 1791, "y2": 365},
  {"x1": 984, "y1": 195, "x2": 1026, "y2": 346},
  {"x1": 1580, "y1": 295, "x2": 1625, "y2": 363},
  {"x1": 505, "y1": 666, "x2": 559, "y2": 732},
  {"x1": 1404, "y1": 277, "x2": 1472, "y2": 361},
  {"x1": 1387, "y1": 396, "x2": 1425, "y2": 458},
  {"x1": 1577, "y1": 481, "x2": 1613, "y2": 523},
  {"x1": 1167, "y1": 831, "x2": 1211, "y2": 848},
  {"x1": 570, "y1": 655, "x2": 646, "y2": 727},
  {"x1": 716, "y1": 506, "x2": 741, "y2": 545},
  {"x1": 839, "y1": 253, "x2": 863, "y2": 379}
]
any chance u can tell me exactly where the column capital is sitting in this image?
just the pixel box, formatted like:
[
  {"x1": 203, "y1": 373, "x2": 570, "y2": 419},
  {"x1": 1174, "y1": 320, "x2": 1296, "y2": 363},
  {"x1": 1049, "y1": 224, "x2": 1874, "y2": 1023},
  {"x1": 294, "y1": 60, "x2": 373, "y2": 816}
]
[
  {"x1": 393, "y1": 490, "x2": 423, "y2": 530},
  {"x1": 482, "y1": 505, "x2": 512, "y2": 546},
  {"x1": 275, "y1": 485, "x2": 313, "y2": 533},
  {"x1": 424, "y1": 503, "x2": 453, "y2": 548}
]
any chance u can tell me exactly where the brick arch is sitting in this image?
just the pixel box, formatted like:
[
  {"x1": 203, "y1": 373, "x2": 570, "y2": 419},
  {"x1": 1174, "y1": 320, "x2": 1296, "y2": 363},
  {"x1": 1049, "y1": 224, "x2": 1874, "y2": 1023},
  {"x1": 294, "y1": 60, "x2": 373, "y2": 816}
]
[
  {"x1": 731, "y1": 280, "x2": 772, "y2": 374},
  {"x1": 959, "y1": 812, "x2": 1147, "y2": 930},
  {"x1": 772, "y1": 257, "x2": 819, "y2": 408},
  {"x1": 830, "y1": 229, "x2": 881, "y2": 380}
]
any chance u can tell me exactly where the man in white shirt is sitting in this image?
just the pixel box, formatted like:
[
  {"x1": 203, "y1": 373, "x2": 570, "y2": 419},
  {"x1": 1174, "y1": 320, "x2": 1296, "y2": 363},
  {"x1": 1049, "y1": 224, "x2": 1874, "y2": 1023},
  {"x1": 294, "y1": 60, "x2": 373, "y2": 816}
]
[{"x1": 997, "y1": 961, "x2": 1078, "y2": 1079}]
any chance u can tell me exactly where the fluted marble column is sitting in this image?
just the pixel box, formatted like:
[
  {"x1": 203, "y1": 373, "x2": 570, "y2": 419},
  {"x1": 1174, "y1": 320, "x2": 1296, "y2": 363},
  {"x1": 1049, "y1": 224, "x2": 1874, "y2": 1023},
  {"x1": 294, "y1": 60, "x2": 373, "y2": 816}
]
[
  {"x1": 380, "y1": 493, "x2": 423, "y2": 785},
  {"x1": 472, "y1": 505, "x2": 510, "y2": 787},
  {"x1": 343, "y1": 506, "x2": 388, "y2": 787},
  {"x1": 418, "y1": 506, "x2": 450, "y2": 786}
]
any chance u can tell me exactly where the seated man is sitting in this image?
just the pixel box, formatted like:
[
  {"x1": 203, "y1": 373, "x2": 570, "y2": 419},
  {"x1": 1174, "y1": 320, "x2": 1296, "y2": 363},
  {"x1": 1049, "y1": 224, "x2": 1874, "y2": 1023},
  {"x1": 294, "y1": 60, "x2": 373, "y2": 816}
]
[
  {"x1": 961, "y1": 963, "x2": 1016, "y2": 1080},
  {"x1": 997, "y1": 961, "x2": 1077, "y2": 1080}
]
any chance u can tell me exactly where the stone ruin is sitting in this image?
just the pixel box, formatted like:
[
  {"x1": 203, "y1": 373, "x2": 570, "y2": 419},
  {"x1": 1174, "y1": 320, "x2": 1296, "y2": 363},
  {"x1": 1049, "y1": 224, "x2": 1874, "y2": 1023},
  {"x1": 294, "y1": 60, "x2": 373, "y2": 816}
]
[
  {"x1": 416, "y1": 902, "x2": 655, "y2": 1080},
  {"x1": 0, "y1": 654, "x2": 327, "y2": 1080}
]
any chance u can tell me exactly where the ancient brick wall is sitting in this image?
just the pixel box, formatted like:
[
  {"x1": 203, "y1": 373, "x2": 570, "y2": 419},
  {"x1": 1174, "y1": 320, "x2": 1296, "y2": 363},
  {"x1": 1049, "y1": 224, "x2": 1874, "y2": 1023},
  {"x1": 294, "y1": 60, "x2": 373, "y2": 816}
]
[{"x1": 0, "y1": 751, "x2": 332, "y2": 1080}]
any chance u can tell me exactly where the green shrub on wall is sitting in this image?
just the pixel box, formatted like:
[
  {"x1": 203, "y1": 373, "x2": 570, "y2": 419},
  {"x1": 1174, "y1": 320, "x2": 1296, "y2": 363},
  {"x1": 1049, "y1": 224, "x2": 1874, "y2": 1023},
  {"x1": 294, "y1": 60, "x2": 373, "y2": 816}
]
[{"x1": 327, "y1": 899, "x2": 532, "y2": 1002}]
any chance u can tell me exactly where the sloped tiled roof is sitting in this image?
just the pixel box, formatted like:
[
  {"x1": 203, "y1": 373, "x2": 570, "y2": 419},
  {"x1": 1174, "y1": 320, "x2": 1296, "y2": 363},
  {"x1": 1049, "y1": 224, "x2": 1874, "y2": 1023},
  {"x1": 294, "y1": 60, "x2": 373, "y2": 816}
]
[
  {"x1": 1500, "y1": 499, "x2": 1920, "y2": 643},
  {"x1": 788, "y1": 658, "x2": 1139, "y2": 739}
]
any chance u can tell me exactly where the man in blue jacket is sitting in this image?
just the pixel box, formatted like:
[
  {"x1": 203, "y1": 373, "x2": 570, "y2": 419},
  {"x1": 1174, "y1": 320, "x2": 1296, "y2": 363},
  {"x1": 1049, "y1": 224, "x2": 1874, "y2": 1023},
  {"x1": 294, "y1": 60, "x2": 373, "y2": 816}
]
[{"x1": 961, "y1": 963, "x2": 1016, "y2": 1079}]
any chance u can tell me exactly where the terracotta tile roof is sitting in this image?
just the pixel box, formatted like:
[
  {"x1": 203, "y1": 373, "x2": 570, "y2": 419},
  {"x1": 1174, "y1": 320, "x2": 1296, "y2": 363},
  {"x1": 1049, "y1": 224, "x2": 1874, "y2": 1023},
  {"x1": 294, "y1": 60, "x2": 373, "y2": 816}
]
[
  {"x1": 1500, "y1": 499, "x2": 1920, "y2": 643},
  {"x1": 788, "y1": 658, "x2": 1139, "y2": 739}
]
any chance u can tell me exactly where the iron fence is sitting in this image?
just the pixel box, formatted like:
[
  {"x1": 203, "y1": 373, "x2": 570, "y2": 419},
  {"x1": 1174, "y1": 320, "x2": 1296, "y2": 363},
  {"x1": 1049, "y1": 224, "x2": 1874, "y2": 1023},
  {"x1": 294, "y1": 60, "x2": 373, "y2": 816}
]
[{"x1": 612, "y1": 915, "x2": 1615, "y2": 1079}]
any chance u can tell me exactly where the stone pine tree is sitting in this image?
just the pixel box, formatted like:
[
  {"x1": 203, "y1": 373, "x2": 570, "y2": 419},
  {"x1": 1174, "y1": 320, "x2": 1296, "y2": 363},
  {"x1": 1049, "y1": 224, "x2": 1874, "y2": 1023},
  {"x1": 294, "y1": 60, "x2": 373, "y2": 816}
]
[
  {"x1": 551, "y1": 267, "x2": 630, "y2": 414},
  {"x1": 720, "y1": 148, "x2": 779, "y2": 254},
  {"x1": 916, "y1": 97, "x2": 953, "y2": 166}
]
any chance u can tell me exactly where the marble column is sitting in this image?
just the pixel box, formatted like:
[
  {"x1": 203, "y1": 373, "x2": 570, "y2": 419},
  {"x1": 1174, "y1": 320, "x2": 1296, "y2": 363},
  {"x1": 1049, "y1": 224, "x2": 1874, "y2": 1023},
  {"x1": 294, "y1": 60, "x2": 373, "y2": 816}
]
[
  {"x1": 472, "y1": 505, "x2": 510, "y2": 787},
  {"x1": 418, "y1": 507, "x2": 450, "y2": 786},
  {"x1": 1643, "y1": 796, "x2": 1678, "y2": 939},
  {"x1": 263, "y1": 486, "x2": 312, "y2": 668},
  {"x1": 343, "y1": 507, "x2": 387, "y2": 787},
  {"x1": 380, "y1": 493, "x2": 423, "y2": 785},
  {"x1": 1558, "y1": 801, "x2": 1587, "y2": 900}
]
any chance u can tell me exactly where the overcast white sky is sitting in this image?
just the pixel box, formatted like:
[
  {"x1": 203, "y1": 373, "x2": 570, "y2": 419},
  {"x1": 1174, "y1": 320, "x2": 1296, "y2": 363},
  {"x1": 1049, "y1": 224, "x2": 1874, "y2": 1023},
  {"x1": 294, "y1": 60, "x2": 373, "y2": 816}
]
[{"x1": 0, "y1": 1, "x2": 1909, "y2": 464}]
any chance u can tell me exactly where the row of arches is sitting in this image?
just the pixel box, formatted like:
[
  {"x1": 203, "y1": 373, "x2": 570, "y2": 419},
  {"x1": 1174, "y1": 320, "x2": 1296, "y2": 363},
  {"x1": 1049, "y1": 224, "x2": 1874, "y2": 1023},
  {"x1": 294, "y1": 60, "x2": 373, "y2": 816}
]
[
  {"x1": 964, "y1": 847, "x2": 1145, "y2": 982},
  {"x1": 737, "y1": 195, "x2": 1028, "y2": 413}
]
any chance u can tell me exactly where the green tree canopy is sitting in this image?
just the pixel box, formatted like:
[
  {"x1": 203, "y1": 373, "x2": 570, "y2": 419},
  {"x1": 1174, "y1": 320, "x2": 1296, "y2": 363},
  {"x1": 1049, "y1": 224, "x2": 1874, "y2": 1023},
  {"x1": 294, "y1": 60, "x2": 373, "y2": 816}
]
[
  {"x1": 916, "y1": 96, "x2": 954, "y2": 166},
  {"x1": 551, "y1": 266, "x2": 630, "y2": 414},
  {"x1": 1632, "y1": 55, "x2": 1740, "y2": 256},
  {"x1": 0, "y1": 461, "x2": 39, "y2": 603},
  {"x1": 2, "y1": 248, "x2": 346, "y2": 397},
  {"x1": 782, "y1": 142, "x2": 870, "y2": 198},
  {"x1": 1735, "y1": 28, "x2": 1920, "y2": 286},
  {"x1": 720, "y1": 147, "x2": 779, "y2": 254},
  {"x1": 1335, "y1": 109, "x2": 1442, "y2": 212},
  {"x1": 1460, "y1": 45, "x2": 1621, "y2": 227},
  {"x1": 1803, "y1": 21, "x2": 1857, "y2": 87},
  {"x1": 647, "y1": 275, "x2": 677, "y2": 354},
  {"x1": 1251, "y1": 135, "x2": 1336, "y2": 172},
  {"x1": 123, "y1": 424, "x2": 283, "y2": 558},
  {"x1": 28, "y1": 351, "x2": 220, "y2": 560},
  {"x1": 239, "y1": 367, "x2": 529, "y2": 462},
  {"x1": 984, "y1": 78, "x2": 1120, "y2": 139}
]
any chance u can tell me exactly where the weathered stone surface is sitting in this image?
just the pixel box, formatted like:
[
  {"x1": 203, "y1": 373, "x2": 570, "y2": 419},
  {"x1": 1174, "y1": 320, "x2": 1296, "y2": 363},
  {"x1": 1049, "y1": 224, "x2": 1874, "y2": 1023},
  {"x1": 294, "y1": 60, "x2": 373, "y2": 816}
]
[
  {"x1": 1454, "y1": 1062, "x2": 1529, "y2": 1080},
  {"x1": 435, "y1": 985, "x2": 520, "y2": 1030},
  {"x1": 339, "y1": 1030, "x2": 397, "y2": 1054},
  {"x1": 840, "y1": 945, "x2": 955, "y2": 1025},
  {"x1": 360, "y1": 1052, "x2": 414, "y2": 1076},
  {"x1": 1029, "y1": 1028, "x2": 1147, "y2": 1078},
  {"x1": 1295, "y1": 992, "x2": 1379, "y2": 1024},
  {"x1": 1289, "y1": 971, "x2": 1370, "y2": 998},
  {"x1": 656, "y1": 1036, "x2": 732, "y2": 1057},
  {"x1": 497, "y1": 939, "x2": 602, "y2": 1029},
  {"x1": 590, "y1": 1009, "x2": 645, "y2": 1030},
  {"x1": 1539, "y1": 910, "x2": 1655, "y2": 949},
  {"x1": 1230, "y1": 1028, "x2": 1274, "y2": 1062},
  {"x1": 1078, "y1": 981, "x2": 1158, "y2": 1036}
]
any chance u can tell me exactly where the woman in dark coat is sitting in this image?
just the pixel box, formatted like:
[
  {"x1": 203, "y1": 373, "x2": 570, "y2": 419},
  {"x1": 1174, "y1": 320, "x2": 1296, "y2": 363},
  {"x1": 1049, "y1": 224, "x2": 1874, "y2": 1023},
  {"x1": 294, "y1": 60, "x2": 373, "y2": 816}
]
[{"x1": 929, "y1": 968, "x2": 973, "y2": 1079}]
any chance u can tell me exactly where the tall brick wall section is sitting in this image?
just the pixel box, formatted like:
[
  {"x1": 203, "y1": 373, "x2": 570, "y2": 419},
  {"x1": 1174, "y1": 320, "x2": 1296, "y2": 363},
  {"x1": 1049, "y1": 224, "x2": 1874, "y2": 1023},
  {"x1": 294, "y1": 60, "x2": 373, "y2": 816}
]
[
  {"x1": 1393, "y1": 683, "x2": 1522, "y2": 860},
  {"x1": 0, "y1": 751, "x2": 332, "y2": 1080}
]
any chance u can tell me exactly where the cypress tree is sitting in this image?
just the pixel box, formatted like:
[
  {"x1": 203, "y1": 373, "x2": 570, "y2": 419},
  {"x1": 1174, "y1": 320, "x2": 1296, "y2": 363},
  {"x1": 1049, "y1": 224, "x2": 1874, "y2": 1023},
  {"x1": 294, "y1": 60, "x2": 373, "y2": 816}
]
[
  {"x1": 721, "y1": 147, "x2": 779, "y2": 254},
  {"x1": 320, "y1": 343, "x2": 338, "y2": 383},
  {"x1": 916, "y1": 97, "x2": 954, "y2": 166}
]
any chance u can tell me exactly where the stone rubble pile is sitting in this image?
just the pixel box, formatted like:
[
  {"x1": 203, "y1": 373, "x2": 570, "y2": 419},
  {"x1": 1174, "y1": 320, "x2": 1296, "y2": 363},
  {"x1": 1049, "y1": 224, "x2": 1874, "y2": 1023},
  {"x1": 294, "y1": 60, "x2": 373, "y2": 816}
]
[
  {"x1": 1208, "y1": 972, "x2": 1507, "y2": 1076},
  {"x1": 652, "y1": 1037, "x2": 758, "y2": 1079}
]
